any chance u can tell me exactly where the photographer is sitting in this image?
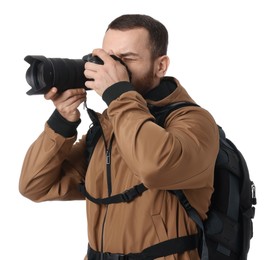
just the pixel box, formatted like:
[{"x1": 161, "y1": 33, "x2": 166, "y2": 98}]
[{"x1": 19, "y1": 14, "x2": 219, "y2": 260}]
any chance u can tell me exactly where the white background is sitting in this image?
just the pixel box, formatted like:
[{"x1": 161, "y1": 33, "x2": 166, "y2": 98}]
[{"x1": 0, "y1": 0, "x2": 275, "y2": 259}]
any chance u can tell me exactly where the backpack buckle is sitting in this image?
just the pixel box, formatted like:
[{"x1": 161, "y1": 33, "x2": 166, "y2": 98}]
[{"x1": 105, "y1": 252, "x2": 128, "y2": 260}]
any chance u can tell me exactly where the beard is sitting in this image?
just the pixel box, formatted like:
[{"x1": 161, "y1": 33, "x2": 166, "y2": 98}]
[{"x1": 130, "y1": 63, "x2": 156, "y2": 96}]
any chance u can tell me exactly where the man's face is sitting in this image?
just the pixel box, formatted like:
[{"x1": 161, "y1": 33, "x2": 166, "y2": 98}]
[{"x1": 102, "y1": 28, "x2": 159, "y2": 95}]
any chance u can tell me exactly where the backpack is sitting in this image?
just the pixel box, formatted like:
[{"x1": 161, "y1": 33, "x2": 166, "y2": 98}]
[{"x1": 80, "y1": 102, "x2": 256, "y2": 260}]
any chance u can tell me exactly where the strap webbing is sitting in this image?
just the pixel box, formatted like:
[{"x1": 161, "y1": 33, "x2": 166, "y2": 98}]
[
  {"x1": 170, "y1": 190, "x2": 208, "y2": 260},
  {"x1": 133, "y1": 234, "x2": 199, "y2": 259},
  {"x1": 148, "y1": 101, "x2": 199, "y2": 127},
  {"x1": 85, "y1": 107, "x2": 103, "y2": 163},
  {"x1": 79, "y1": 183, "x2": 148, "y2": 204},
  {"x1": 87, "y1": 234, "x2": 199, "y2": 260}
]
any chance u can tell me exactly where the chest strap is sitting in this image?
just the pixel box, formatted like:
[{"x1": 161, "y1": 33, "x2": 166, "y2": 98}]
[{"x1": 79, "y1": 183, "x2": 148, "y2": 204}]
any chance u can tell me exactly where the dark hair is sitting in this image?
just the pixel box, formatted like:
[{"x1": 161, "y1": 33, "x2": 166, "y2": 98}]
[{"x1": 107, "y1": 14, "x2": 168, "y2": 59}]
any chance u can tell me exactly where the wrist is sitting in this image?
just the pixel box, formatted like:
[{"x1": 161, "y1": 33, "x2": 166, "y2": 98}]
[
  {"x1": 102, "y1": 81, "x2": 134, "y2": 106},
  {"x1": 47, "y1": 109, "x2": 81, "y2": 137}
]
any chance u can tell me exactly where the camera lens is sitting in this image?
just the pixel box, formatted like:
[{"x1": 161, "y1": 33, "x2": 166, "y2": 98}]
[{"x1": 25, "y1": 55, "x2": 87, "y2": 95}]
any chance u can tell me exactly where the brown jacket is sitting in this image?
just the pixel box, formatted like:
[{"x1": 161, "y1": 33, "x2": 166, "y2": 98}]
[{"x1": 19, "y1": 77, "x2": 219, "y2": 259}]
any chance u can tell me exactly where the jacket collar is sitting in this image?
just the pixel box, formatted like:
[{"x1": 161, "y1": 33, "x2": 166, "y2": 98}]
[{"x1": 144, "y1": 77, "x2": 177, "y2": 101}]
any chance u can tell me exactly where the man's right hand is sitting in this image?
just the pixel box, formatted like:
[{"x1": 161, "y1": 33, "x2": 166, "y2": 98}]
[{"x1": 44, "y1": 87, "x2": 87, "y2": 122}]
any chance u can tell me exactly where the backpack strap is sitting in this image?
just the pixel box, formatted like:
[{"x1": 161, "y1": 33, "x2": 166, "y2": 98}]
[
  {"x1": 148, "y1": 101, "x2": 199, "y2": 127},
  {"x1": 85, "y1": 107, "x2": 103, "y2": 163},
  {"x1": 149, "y1": 101, "x2": 208, "y2": 259},
  {"x1": 169, "y1": 190, "x2": 208, "y2": 260},
  {"x1": 82, "y1": 101, "x2": 207, "y2": 259},
  {"x1": 87, "y1": 234, "x2": 200, "y2": 260},
  {"x1": 79, "y1": 183, "x2": 148, "y2": 204}
]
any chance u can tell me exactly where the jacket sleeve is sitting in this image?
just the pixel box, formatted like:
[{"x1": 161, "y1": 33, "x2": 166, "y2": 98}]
[
  {"x1": 19, "y1": 111, "x2": 88, "y2": 202},
  {"x1": 105, "y1": 89, "x2": 219, "y2": 191}
]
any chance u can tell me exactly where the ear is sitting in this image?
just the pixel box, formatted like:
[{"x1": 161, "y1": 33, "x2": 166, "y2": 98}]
[{"x1": 155, "y1": 55, "x2": 170, "y2": 78}]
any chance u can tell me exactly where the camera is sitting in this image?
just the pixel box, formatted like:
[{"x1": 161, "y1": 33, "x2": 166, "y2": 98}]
[{"x1": 24, "y1": 54, "x2": 131, "y2": 95}]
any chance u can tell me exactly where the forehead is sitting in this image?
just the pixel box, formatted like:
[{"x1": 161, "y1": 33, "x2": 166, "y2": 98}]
[{"x1": 102, "y1": 28, "x2": 150, "y2": 55}]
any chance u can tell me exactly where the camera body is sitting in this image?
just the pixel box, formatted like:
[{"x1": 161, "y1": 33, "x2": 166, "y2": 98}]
[{"x1": 24, "y1": 54, "x2": 130, "y2": 95}]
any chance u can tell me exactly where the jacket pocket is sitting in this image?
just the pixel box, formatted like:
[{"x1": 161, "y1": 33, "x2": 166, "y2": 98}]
[{"x1": 151, "y1": 214, "x2": 176, "y2": 260}]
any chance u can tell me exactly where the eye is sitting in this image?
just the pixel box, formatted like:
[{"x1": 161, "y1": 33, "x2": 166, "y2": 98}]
[
  {"x1": 121, "y1": 57, "x2": 136, "y2": 63},
  {"x1": 120, "y1": 53, "x2": 139, "y2": 62}
]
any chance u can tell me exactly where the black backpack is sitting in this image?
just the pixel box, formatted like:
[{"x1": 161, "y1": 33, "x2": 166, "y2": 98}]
[{"x1": 80, "y1": 102, "x2": 256, "y2": 260}]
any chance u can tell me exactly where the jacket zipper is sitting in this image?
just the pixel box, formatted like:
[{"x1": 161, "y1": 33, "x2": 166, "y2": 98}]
[
  {"x1": 85, "y1": 107, "x2": 114, "y2": 255},
  {"x1": 106, "y1": 134, "x2": 114, "y2": 196},
  {"x1": 85, "y1": 107, "x2": 114, "y2": 259},
  {"x1": 100, "y1": 132, "x2": 114, "y2": 256}
]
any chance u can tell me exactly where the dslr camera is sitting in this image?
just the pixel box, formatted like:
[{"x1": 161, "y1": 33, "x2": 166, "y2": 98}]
[{"x1": 24, "y1": 53, "x2": 131, "y2": 95}]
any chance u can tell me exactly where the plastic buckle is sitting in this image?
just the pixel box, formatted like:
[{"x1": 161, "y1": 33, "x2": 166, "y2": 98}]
[
  {"x1": 121, "y1": 189, "x2": 131, "y2": 202},
  {"x1": 105, "y1": 252, "x2": 128, "y2": 260}
]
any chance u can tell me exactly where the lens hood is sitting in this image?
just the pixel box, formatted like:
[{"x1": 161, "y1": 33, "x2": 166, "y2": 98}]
[{"x1": 25, "y1": 55, "x2": 55, "y2": 95}]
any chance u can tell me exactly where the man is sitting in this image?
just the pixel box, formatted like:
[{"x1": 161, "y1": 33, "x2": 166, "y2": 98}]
[{"x1": 19, "y1": 14, "x2": 219, "y2": 259}]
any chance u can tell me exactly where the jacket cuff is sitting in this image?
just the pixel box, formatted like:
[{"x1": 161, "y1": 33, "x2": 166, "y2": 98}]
[
  {"x1": 102, "y1": 81, "x2": 135, "y2": 106},
  {"x1": 47, "y1": 109, "x2": 81, "y2": 137}
]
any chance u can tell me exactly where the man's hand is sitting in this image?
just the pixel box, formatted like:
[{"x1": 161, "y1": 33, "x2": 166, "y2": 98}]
[
  {"x1": 84, "y1": 49, "x2": 129, "y2": 96},
  {"x1": 44, "y1": 87, "x2": 87, "y2": 122}
]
